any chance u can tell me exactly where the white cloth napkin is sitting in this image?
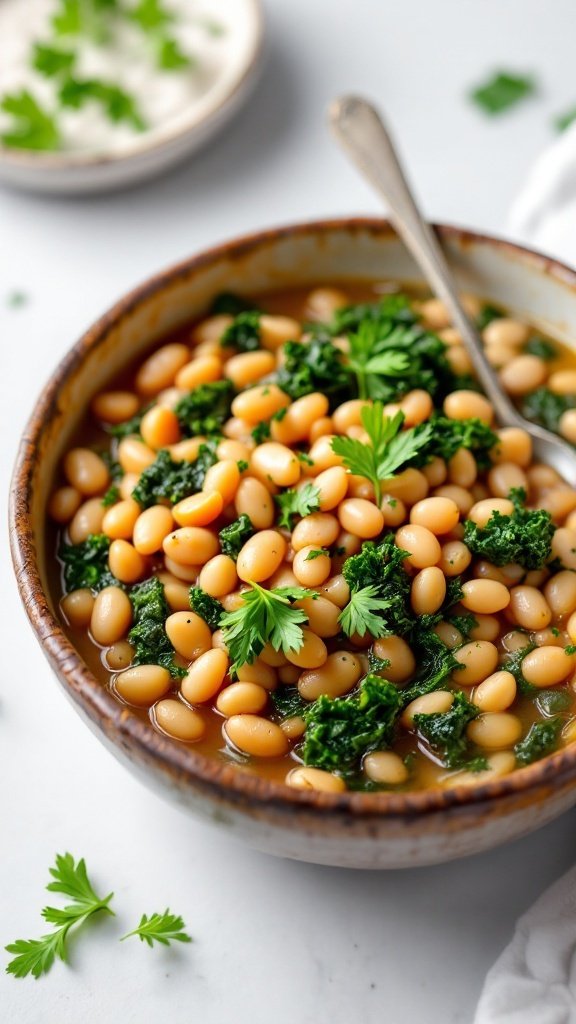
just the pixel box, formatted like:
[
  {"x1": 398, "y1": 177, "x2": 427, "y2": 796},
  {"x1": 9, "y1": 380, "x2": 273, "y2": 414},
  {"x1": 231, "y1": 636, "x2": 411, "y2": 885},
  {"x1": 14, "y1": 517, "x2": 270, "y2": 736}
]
[{"x1": 475, "y1": 129, "x2": 576, "y2": 1023}]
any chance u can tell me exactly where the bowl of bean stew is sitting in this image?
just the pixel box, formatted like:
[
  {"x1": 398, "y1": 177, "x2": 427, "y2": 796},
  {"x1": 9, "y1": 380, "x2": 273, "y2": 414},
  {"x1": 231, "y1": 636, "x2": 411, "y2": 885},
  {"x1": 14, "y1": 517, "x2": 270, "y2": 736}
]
[{"x1": 11, "y1": 218, "x2": 576, "y2": 868}]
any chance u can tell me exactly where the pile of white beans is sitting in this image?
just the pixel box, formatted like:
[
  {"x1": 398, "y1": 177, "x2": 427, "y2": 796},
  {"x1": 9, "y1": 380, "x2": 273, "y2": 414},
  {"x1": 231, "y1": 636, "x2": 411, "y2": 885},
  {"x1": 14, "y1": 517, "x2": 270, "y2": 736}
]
[{"x1": 49, "y1": 284, "x2": 576, "y2": 793}]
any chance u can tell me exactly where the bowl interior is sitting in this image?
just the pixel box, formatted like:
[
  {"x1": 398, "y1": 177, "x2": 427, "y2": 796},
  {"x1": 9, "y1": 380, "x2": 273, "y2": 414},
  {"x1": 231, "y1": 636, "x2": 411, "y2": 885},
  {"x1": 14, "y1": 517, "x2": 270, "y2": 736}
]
[{"x1": 16, "y1": 218, "x2": 576, "y2": 818}]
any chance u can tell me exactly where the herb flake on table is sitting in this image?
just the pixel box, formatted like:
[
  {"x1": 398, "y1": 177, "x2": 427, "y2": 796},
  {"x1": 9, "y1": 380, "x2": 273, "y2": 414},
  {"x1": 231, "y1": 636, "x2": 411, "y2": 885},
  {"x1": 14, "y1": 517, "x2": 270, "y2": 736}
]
[
  {"x1": 470, "y1": 71, "x2": 537, "y2": 115},
  {"x1": 121, "y1": 910, "x2": 192, "y2": 947},
  {"x1": 554, "y1": 106, "x2": 576, "y2": 133}
]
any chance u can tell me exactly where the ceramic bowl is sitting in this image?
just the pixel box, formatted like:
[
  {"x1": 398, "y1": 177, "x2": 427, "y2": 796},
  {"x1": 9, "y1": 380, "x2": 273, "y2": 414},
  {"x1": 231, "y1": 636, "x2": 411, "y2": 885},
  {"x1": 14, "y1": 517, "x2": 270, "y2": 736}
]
[
  {"x1": 10, "y1": 218, "x2": 576, "y2": 868},
  {"x1": 0, "y1": 0, "x2": 263, "y2": 195}
]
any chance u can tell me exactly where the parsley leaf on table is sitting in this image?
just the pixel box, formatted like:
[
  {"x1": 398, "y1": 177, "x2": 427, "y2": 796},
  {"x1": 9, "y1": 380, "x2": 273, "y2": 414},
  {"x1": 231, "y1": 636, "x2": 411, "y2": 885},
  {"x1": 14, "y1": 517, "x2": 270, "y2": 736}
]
[
  {"x1": 5, "y1": 854, "x2": 114, "y2": 980},
  {"x1": 331, "y1": 405, "x2": 432, "y2": 504},
  {"x1": 554, "y1": 107, "x2": 576, "y2": 133},
  {"x1": 121, "y1": 910, "x2": 191, "y2": 948},
  {"x1": 220, "y1": 584, "x2": 316, "y2": 671},
  {"x1": 470, "y1": 71, "x2": 537, "y2": 115},
  {"x1": 1, "y1": 90, "x2": 60, "y2": 151}
]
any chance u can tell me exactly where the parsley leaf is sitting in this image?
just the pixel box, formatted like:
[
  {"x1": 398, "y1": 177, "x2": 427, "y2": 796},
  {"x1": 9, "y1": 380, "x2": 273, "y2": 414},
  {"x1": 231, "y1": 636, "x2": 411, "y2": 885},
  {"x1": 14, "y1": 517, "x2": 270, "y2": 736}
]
[
  {"x1": 342, "y1": 536, "x2": 413, "y2": 639},
  {"x1": 5, "y1": 853, "x2": 114, "y2": 980},
  {"x1": 464, "y1": 487, "x2": 555, "y2": 569},
  {"x1": 514, "y1": 718, "x2": 563, "y2": 766},
  {"x1": 59, "y1": 78, "x2": 146, "y2": 131},
  {"x1": 332, "y1": 405, "x2": 432, "y2": 504},
  {"x1": 347, "y1": 320, "x2": 412, "y2": 400},
  {"x1": 302, "y1": 675, "x2": 401, "y2": 774},
  {"x1": 338, "y1": 586, "x2": 391, "y2": 639},
  {"x1": 1, "y1": 90, "x2": 60, "y2": 151},
  {"x1": 121, "y1": 909, "x2": 191, "y2": 947},
  {"x1": 275, "y1": 482, "x2": 321, "y2": 529},
  {"x1": 128, "y1": 577, "x2": 185, "y2": 678},
  {"x1": 470, "y1": 71, "x2": 536, "y2": 115},
  {"x1": 554, "y1": 107, "x2": 576, "y2": 133},
  {"x1": 218, "y1": 514, "x2": 254, "y2": 559},
  {"x1": 174, "y1": 380, "x2": 233, "y2": 437},
  {"x1": 101, "y1": 485, "x2": 120, "y2": 508},
  {"x1": 220, "y1": 584, "x2": 316, "y2": 671},
  {"x1": 32, "y1": 43, "x2": 76, "y2": 78}
]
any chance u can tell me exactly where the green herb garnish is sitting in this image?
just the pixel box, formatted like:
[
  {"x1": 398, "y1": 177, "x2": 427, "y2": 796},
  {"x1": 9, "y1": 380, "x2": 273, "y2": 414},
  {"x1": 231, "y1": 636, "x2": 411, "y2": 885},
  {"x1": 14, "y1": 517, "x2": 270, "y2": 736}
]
[
  {"x1": 131, "y1": 443, "x2": 217, "y2": 508},
  {"x1": 514, "y1": 718, "x2": 563, "y2": 766},
  {"x1": 338, "y1": 586, "x2": 392, "y2": 639},
  {"x1": 220, "y1": 311, "x2": 261, "y2": 352},
  {"x1": 188, "y1": 586, "x2": 223, "y2": 630},
  {"x1": 218, "y1": 514, "x2": 254, "y2": 560},
  {"x1": 463, "y1": 487, "x2": 555, "y2": 569},
  {"x1": 59, "y1": 534, "x2": 118, "y2": 593},
  {"x1": 1, "y1": 91, "x2": 60, "y2": 151},
  {"x1": 121, "y1": 910, "x2": 191, "y2": 947},
  {"x1": 470, "y1": 71, "x2": 536, "y2": 115},
  {"x1": 128, "y1": 577, "x2": 184, "y2": 678},
  {"x1": 174, "y1": 380, "x2": 233, "y2": 438},
  {"x1": 220, "y1": 584, "x2": 316, "y2": 671},
  {"x1": 275, "y1": 482, "x2": 321, "y2": 529},
  {"x1": 414, "y1": 691, "x2": 485, "y2": 770}
]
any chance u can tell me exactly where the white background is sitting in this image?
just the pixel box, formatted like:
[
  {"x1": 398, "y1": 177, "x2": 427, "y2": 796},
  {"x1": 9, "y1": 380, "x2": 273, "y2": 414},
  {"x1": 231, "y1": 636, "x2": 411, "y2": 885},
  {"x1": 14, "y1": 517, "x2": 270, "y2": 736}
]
[{"x1": 2, "y1": 2, "x2": 576, "y2": 1022}]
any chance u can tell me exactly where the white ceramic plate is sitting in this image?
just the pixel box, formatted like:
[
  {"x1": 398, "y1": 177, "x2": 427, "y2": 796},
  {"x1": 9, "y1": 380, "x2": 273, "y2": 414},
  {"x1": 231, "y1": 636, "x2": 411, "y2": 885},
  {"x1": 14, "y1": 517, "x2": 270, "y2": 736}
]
[{"x1": 0, "y1": 0, "x2": 264, "y2": 194}]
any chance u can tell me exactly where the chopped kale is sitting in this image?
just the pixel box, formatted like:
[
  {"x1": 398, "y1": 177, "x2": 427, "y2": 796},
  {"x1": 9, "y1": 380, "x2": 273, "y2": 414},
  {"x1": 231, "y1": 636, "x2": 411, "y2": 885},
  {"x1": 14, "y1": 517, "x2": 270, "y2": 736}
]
[
  {"x1": 189, "y1": 586, "x2": 223, "y2": 630},
  {"x1": 59, "y1": 534, "x2": 119, "y2": 594},
  {"x1": 342, "y1": 535, "x2": 413, "y2": 638},
  {"x1": 413, "y1": 691, "x2": 484, "y2": 770},
  {"x1": 131, "y1": 443, "x2": 217, "y2": 508},
  {"x1": 514, "y1": 718, "x2": 563, "y2": 766},
  {"x1": 331, "y1": 293, "x2": 416, "y2": 334},
  {"x1": 447, "y1": 613, "x2": 478, "y2": 640},
  {"x1": 174, "y1": 380, "x2": 233, "y2": 437},
  {"x1": 463, "y1": 487, "x2": 555, "y2": 569},
  {"x1": 524, "y1": 337, "x2": 557, "y2": 361},
  {"x1": 502, "y1": 641, "x2": 538, "y2": 695},
  {"x1": 101, "y1": 485, "x2": 120, "y2": 508},
  {"x1": 218, "y1": 514, "x2": 254, "y2": 559},
  {"x1": 401, "y1": 630, "x2": 460, "y2": 705},
  {"x1": 210, "y1": 292, "x2": 255, "y2": 316},
  {"x1": 276, "y1": 482, "x2": 321, "y2": 529},
  {"x1": 367, "y1": 651, "x2": 391, "y2": 674},
  {"x1": 535, "y1": 689, "x2": 573, "y2": 717},
  {"x1": 302, "y1": 675, "x2": 401, "y2": 773},
  {"x1": 270, "y1": 686, "x2": 307, "y2": 720},
  {"x1": 128, "y1": 577, "x2": 184, "y2": 678},
  {"x1": 220, "y1": 311, "x2": 261, "y2": 352},
  {"x1": 275, "y1": 333, "x2": 351, "y2": 406},
  {"x1": 476, "y1": 304, "x2": 503, "y2": 331},
  {"x1": 522, "y1": 388, "x2": 576, "y2": 434},
  {"x1": 108, "y1": 409, "x2": 145, "y2": 439},
  {"x1": 412, "y1": 413, "x2": 498, "y2": 470}
]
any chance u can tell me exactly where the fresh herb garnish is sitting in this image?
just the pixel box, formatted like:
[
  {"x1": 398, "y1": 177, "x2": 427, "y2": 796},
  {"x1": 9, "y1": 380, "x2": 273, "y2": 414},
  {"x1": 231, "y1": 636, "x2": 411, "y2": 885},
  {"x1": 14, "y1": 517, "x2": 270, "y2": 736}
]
[
  {"x1": 342, "y1": 535, "x2": 413, "y2": 639},
  {"x1": 101, "y1": 485, "x2": 120, "y2": 508},
  {"x1": 502, "y1": 641, "x2": 538, "y2": 695},
  {"x1": 275, "y1": 334, "x2": 350, "y2": 405},
  {"x1": 346, "y1": 320, "x2": 412, "y2": 400},
  {"x1": 554, "y1": 107, "x2": 576, "y2": 133},
  {"x1": 210, "y1": 292, "x2": 254, "y2": 317},
  {"x1": 305, "y1": 548, "x2": 329, "y2": 561},
  {"x1": 121, "y1": 910, "x2": 191, "y2": 947},
  {"x1": 128, "y1": 577, "x2": 185, "y2": 678},
  {"x1": 32, "y1": 43, "x2": 76, "y2": 78},
  {"x1": 58, "y1": 77, "x2": 146, "y2": 131},
  {"x1": 174, "y1": 380, "x2": 233, "y2": 437},
  {"x1": 514, "y1": 718, "x2": 563, "y2": 766},
  {"x1": 302, "y1": 675, "x2": 401, "y2": 774},
  {"x1": 275, "y1": 482, "x2": 321, "y2": 529},
  {"x1": 331, "y1": 405, "x2": 432, "y2": 504},
  {"x1": 463, "y1": 487, "x2": 555, "y2": 569},
  {"x1": 131, "y1": 443, "x2": 217, "y2": 508},
  {"x1": 218, "y1": 514, "x2": 254, "y2": 560},
  {"x1": 536, "y1": 689, "x2": 572, "y2": 716},
  {"x1": 1, "y1": 90, "x2": 60, "y2": 151},
  {"x1": 220, "y1": 311, "x2": 261, "y2": 352},
  {"x1": 188, "y1": 586, "x2": 223, "y2": 630},
  {"x1": 5, "y1": 853, "x2": 114, "y2": 980},
  {"x1": 338, "y1": 586, "x2": 392, "y2": 639},
  {"x1": 470, "y1": 71, "x2": 536, "y2": 115},
  {"x1": 220, "y1": 584, "x2": 316, "y2": 671},
  {"x1": 412, "y1": 413, "x2": 498, "y2": 470}
]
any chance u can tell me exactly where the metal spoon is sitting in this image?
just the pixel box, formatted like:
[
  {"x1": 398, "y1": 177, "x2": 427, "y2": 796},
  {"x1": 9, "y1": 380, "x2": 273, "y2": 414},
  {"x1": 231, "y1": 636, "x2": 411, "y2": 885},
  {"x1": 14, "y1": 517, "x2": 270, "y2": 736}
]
[{"x1": 329, "y1": 94, "x2": 576, "y2": 487}]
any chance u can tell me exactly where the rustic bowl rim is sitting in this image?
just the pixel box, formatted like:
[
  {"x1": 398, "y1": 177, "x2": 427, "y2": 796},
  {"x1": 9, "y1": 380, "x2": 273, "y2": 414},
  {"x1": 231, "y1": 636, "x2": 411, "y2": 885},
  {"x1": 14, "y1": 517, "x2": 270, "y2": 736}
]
[
  {"x1": 0, "y1": 0, "x2": 264, "y2": 173},
  {"x1": 10, "y1": 215, "x2": 576, "y2": 821}
]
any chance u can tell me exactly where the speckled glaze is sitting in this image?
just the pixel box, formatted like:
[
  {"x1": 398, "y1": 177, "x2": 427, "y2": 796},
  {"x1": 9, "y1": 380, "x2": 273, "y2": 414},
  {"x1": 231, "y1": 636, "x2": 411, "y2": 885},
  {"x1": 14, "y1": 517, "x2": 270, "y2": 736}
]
[{"x1": 10, "y1": 219, "x2": 576, "y2": 868}]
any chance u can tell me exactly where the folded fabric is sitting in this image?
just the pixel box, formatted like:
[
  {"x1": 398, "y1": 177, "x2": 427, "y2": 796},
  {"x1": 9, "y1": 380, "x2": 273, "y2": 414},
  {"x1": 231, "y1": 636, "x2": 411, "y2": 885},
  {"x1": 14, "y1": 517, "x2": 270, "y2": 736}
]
[
  {"x1": 474, "y1": 864, "x2": 576, "y2": 1023},
  {"x1": 508, "y1": 120, "x2": 576, "y2": 269}
]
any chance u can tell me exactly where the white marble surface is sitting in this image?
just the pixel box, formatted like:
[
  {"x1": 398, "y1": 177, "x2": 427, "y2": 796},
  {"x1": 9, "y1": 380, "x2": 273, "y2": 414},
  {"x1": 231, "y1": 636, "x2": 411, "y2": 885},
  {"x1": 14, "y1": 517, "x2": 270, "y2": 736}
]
[{"x1": 2, "y1": 1, "x2": 576, "y2": 1021}]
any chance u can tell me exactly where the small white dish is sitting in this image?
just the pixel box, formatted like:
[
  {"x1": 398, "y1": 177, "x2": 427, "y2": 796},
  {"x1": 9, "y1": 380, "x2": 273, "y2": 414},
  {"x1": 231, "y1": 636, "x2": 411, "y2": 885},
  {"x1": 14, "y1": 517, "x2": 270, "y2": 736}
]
[{"x1": 0, "y1": 0, "x2": 264, "y2": 194}]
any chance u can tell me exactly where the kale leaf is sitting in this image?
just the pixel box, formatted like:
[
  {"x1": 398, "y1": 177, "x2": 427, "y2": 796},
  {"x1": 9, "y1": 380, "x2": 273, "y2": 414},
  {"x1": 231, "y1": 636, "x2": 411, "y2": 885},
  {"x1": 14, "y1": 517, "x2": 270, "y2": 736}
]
[
  {"x1": 218, "y1": 514, "x2": 254, "y2": 559},
  {"x1": 220, "y1": 311, "x2": 261, "y2": 352},
  {"x1": 476, "y1": 304, "x2": 503, "y2": 331},
  {"x1": 412, "y1": 413, "x2": 498, "y2": 470},
  {"x1": 128, "y1": 577, "x2": 184, "y2": 678},
  {"x1": 524, "y1": 337, "x2": 557, "y2": 361},
  {"x1": 331, "y1": 293, "x2": 416, "y2": 334},
  {"x1": 189, "y1": 586, "x2": 223, "y2": 630},
  {"x1": 275, "y1": 332, "x2": 351, "y2": 406},
  {"x1": 501, "y1": 640, "x2": 537, "y2": 695},
  {"x1": 302, "y1": 675, "x2": 401, "y2": 773},
  {"x1": 174, "y1": 380, "x2": 233, "y2": 437},
  {"x1": 514, "y1": 718, "x2": 563, "y2": 766},
  {"x1": 210, "y1": 292, "x2": 255, "y2": 317},
  {"x1": 413, "y1": 691, "x2": 483, "y2": 769},
  {"x1": 270, "y1": 686, "x2": 307, "y2": 720},
  {"x1": 400, "y1": 630, "x2": 460, "y2": 705},
  {"x1": 342, "y1": 535, "x2": 413, "y2": 638},
  {"x1": 108, "y1": 408, "x2": 146, "y2": 439},
  {"x1": 59, "y1": 534, "x2": 119, "y2": 594},
  {"x1": 463, "y1": 487, "x2": 555, "y2": 569},
  {"x1": 131, "y1": 443, "x2": 217, "y2": 508},
  {"x1": 522, "y1": 388, "x2": 576, "y2": 434}
]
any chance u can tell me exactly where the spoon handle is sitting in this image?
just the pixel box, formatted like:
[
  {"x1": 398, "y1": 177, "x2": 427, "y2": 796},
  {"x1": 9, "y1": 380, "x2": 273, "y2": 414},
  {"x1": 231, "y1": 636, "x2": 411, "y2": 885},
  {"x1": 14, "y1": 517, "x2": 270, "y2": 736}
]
[{"x1": 328, "y1": 95, "x2": 523, "y2": 428}]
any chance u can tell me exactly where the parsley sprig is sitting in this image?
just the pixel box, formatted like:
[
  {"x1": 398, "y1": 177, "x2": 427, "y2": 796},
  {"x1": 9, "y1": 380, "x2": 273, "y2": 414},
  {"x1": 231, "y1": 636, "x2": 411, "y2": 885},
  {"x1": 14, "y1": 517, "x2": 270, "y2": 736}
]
[
  {"x1": 275, "y1": 482, "x2": 321, "y2": 529},
  {"x1": 331, "y1": 404, "x2": 432, "y2": 504},
  {"x1": 5, "y1": 854, "x2": 114, "y2": 980},
  {"x1": 338, "y1": 586, "x2": 392, "y2": 639},
  {"x1": 220, "y1": 584, "x2": 316, "y2": 671},
  {"x1": 121, "y1": 910, "x2": 192, "y2": 948},
  {"x1": 347, "y1": 320, "x2": 412, "y2": 400}
]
